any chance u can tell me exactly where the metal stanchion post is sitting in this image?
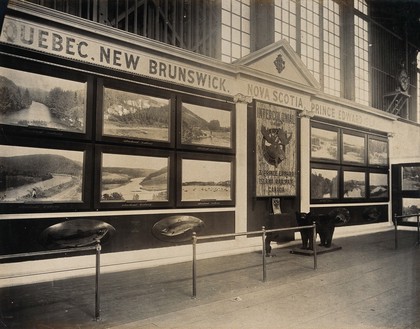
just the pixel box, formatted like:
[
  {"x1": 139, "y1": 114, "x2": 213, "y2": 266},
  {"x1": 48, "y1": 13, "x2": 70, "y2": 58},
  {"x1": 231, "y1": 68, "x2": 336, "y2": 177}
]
[
  {"x1": 262, "y1": 226, "x2": 266, "y2": 282},
  {"x1": 192, "y1": 232, "x2": 197, "y2": 298},
  {"x1": 394, "y1": 213, "x2": 398, "y2": 250},
  {"x1": 95, "y1": 241, "x2": 101, "y2": 321},
  {"x1": 312, "y1": 223, "x2": 317, "y2": 270}
]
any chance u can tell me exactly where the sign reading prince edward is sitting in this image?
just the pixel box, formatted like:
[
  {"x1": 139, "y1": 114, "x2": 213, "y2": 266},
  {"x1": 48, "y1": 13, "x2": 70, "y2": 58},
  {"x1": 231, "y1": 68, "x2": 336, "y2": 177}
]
[{"x1": 255, "y1": 101, "x2": 297, "y2": 197}]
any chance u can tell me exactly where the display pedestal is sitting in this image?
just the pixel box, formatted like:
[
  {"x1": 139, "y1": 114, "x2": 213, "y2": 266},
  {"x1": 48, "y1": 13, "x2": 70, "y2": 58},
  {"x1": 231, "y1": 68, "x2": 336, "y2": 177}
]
[{"x1": 290, "y1": 244, "x2": 342, "y2": 256}]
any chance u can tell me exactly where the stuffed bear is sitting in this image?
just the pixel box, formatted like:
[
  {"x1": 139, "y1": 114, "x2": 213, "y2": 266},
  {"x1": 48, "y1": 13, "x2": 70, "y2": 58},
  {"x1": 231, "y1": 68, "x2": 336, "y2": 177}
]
[
  {"x1": 296, "y1": 209, "x2": 349, "y2": 249},
  {"x1": 295, "y1": 211, "x2": 314, "y2": 250}
]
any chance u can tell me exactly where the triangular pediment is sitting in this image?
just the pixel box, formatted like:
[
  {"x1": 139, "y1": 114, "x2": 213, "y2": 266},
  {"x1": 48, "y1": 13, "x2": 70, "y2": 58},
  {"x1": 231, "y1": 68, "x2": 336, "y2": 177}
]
[{"x1": 234, "y1": 40, "x2": 321, "y2": 90}]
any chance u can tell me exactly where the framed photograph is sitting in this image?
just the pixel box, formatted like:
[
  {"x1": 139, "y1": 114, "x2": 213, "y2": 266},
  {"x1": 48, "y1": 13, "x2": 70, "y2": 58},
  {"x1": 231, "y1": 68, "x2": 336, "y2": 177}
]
[
  {"x1": 0, "y1": 137, "x2": 92, "y2": 213},
  {"x1": 310, "y1": 167, "x2": 339, "y2": 201},
  {"x1": 342, "y1": 131, "x2": 366, "y2": 165},
  {"x1": 177, "y1": 153, "x2": 235, "y2": 207},
  {"x1": 402, "y1": 165, "x2": 420, "y2": 191},
  {"x1": 402, "y1": 198, "x2": 420, "y2": 223},
  {"x1": 178, "y1": 95, "x2": 235, "y2": 153},
  {"x1": 97, "y1": 79, "x2": 175, "y2": 148},
  {"x1": 0, "y1": 63, "x2": 92, "y2": 139},
  {"x1": 343, "y1": 170, "x2": 366, "y2": 199},
  {"x1": 311, "y1": 123, "x2": 339, "y2": 162},
  {"x1": 368, "y1": 137, "x2": 388, "y2": 167},
  {"x1": 94, "y1": 145, "x2": 174, "y2": 210},
  {"x1": 368, "y1": 172, "x2": 388, "y2": 199}
]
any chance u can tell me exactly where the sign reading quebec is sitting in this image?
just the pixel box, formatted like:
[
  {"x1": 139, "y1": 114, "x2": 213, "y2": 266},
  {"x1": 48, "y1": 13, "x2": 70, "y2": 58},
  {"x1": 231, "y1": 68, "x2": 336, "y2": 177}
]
[
  {"x1": 255, "y1": 101, "x2": 297, "y2": 197},
  {"x1": 0, "y1": 16, "x2": 232, "y2": 95}
]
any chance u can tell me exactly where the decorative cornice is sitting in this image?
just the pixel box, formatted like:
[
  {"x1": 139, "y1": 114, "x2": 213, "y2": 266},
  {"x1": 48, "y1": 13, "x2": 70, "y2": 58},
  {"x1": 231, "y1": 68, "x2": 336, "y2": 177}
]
[
  {"x1": 298, "y1": 109, "x2": 315, "y2": 118},
  {"x1": 233, "y1": 93, "x2": 253, "y2": 104}
]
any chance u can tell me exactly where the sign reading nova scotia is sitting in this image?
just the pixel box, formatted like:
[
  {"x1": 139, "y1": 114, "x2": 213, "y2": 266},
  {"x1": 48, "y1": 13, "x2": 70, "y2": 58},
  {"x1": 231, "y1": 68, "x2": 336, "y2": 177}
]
[
  {"x1": 255, "y1": 101, "x2": 297, "y2": 197},
  {"x1": 0, "y1": 16, "x2": 233, "y2": 95}
]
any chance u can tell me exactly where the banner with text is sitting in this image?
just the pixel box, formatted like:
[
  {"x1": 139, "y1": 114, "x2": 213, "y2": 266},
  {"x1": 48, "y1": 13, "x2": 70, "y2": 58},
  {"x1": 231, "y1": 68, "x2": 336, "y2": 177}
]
[{"x1": 0, "y1": 16, "x2": 234, "y2": 95}]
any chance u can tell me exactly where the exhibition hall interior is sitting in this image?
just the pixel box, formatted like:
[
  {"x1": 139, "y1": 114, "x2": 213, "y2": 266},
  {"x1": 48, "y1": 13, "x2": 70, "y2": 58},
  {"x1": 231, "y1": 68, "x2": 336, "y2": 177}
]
[{"x1": 0, "y1": 0, "x2": 419, "y2": 328}]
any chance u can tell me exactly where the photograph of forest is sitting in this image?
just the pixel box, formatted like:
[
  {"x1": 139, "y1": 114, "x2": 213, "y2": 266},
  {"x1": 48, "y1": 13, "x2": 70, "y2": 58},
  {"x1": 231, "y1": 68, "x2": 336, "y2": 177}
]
[
  {"x1": 402, "y1": 165, "x2": 420, "y2": 190},
  {"x1": 343, "y1": 133, "x2": 365, "y2": 163},
  {"x1": 181, "y1": 159, "x2": 231, "y2": 201},
  {"x1": 0, "y1": 144, "x2": 84, "y2": 202},
  {"x1": 0, "y1": 67, "x2": 87, "y2": 132},
  {"x1": 102, "y1": 87, "x2": 170, "y2": 142},
  {"x1": 311, "y1": 127, "x2": 338, "y2": 161},
  {"x1": 310, "y1": 168, "x2": 338, "y2": 199},
  {"x1": 181, "y1": 103, "x2": 231, "y2": 148},
  {"x1": 369, "y1": 173, "x2": 388, "y2": 198},
  {"x1": 100, "y1": 153, "x2": 169, "y2": 202},
  {"x1": 368, "y1": 139, "x2": 388, "y2": 166}
]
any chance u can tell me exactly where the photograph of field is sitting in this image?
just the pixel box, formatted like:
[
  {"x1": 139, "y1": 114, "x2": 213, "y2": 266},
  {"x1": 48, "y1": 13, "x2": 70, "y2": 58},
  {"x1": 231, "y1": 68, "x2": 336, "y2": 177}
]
[
  {"x1": 102, "y1": 87, "x2": 170, "y2": 142},
  {"x1": 311, "y1": 127, "x2": 338, "y2": 160},
  {"x1": 181, "y1": 103, "x2": 231, "y2": 148},
  {"x1": 343, "y1": 171, "x2": 366, "y2": 198},
  {"x1": 0, "y1": 67, "x2": 87, "y2": 132},
  {"x1": 343, "y1": 133, "x2": 365, "y2": 163},
  {"x1": 100, "y1": 153, "x2": 169, "y2": 202},
  {"x1": 402, "y1": 198, "x2": 420, "y2": 223},
  {"x1": 368, "y1": 139, "x2": 388, "y2": 166},
  {"x1": 369, "y1": 173, "x2": 388, "y2": 198},
  {"x1": 181, "y1": 159, "x2": 231, "y2": 201},
  {"x1": 310, "y1": 168, "x2": 338, "y2": 199},
  {"x1": 0, "y1": 145, "x2": 84, "y2": 202},
  {"x1": 402, "y1": 166, "x2": 420, "y2": 190}
]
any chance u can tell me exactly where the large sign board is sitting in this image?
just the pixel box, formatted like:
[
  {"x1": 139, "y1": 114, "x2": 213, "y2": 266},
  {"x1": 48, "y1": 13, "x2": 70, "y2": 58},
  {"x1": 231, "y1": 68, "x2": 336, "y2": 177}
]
[
  {"x1": 0, "y1": 16, "x2": 233, "y2": 95},
  {"x1": 255, "y1": 101, "x2": 297, "y2": 197}
]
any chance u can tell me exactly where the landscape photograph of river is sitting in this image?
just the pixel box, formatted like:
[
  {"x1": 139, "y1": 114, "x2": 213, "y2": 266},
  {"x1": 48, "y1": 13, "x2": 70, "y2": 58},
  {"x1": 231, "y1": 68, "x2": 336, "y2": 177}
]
[
  {"x1": 0, "y1": 145, "x2": 84, "y2": 202},
  {"x1": 0, "y1": 66, "x2": 86, "y2": 133},
  {"x1": 100, "y1": 152, "x2": 169, "y2": 202}
]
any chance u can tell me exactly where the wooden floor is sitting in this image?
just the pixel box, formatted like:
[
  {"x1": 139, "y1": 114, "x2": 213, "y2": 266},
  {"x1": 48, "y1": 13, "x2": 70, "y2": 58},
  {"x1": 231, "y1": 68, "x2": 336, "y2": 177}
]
[{"x1": 0, "y1": 228, "x2": 419, "y2": 329}]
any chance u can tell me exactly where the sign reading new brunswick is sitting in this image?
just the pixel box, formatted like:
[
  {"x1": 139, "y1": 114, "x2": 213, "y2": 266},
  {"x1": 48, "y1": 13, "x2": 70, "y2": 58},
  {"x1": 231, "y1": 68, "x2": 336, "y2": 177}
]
[
  {"x1": 255, "y1": 101, "x2": 297, "y2": 197},
  {"x1": 0, "y1": 16, "x2": 232, "y2": 94}
]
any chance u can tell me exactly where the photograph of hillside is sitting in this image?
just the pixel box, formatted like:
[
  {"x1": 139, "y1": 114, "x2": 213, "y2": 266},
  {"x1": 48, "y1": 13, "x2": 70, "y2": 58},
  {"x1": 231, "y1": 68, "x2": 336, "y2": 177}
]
[
  {"x1": 102, "y1": 88, "x2": 170, "y2": 142},
  {"x1": 181, "y1": 159, "x2": 231, "y2": 201},
  {"x1": 344, "y1": 171, "x2": 366, "y2": 198},
  {"x1": 369, "y1": 173, "x2": 388, "y2": 198},
  {"x1": 0, "y1": 145, "x2": 84, "y2": 202},
  {"x1": 100, "y1": 153, "x2": 169, "y2": 202},
  {"x1": 181, "y1": 103, "x2": 231, "y2": 148},
  {"x1": 0, "y1": 67, "x2": 86, "y2": 132},
  {"x1": 402, "y1": 198, "x2": 420, "y2": 223}
]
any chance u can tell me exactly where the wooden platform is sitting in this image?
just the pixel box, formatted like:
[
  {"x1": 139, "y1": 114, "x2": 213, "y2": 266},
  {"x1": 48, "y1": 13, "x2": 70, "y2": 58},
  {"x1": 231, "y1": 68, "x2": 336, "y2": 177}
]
[{"x1": 290, "y1": 244, "x2": 342, "y2": 256}]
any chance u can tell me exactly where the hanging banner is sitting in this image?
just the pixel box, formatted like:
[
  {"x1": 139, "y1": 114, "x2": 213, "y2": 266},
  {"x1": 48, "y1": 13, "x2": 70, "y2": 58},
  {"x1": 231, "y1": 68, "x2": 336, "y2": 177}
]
[{"x1": 255, "y1": 101, "x2": 297, "y2": 197}]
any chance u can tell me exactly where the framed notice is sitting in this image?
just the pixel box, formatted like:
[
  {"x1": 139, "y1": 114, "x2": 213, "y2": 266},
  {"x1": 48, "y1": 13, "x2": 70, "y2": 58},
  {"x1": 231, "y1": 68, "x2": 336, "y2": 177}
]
[{"x1": 255, "y1": 101, "x2": 297, "y2": 197}]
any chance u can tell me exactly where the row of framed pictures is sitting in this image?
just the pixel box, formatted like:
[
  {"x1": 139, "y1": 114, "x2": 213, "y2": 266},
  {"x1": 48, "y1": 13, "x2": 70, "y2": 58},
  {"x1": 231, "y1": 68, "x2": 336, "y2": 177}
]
[
  {"x1": 311, "y1": 122, "x2": 388, "y2": 167},
  {"x1": 0, "y1": 62, "x2": 235, "y2": 154},
  {"x1": 0, "y1": 137, "x2": 235, "y2": 214},
  {"x1": 311, "y1": 165, "x2": 389, "y2": 203},
  {"x1": 392, "y1": 163, "x2": 420, "y2": 226}
]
